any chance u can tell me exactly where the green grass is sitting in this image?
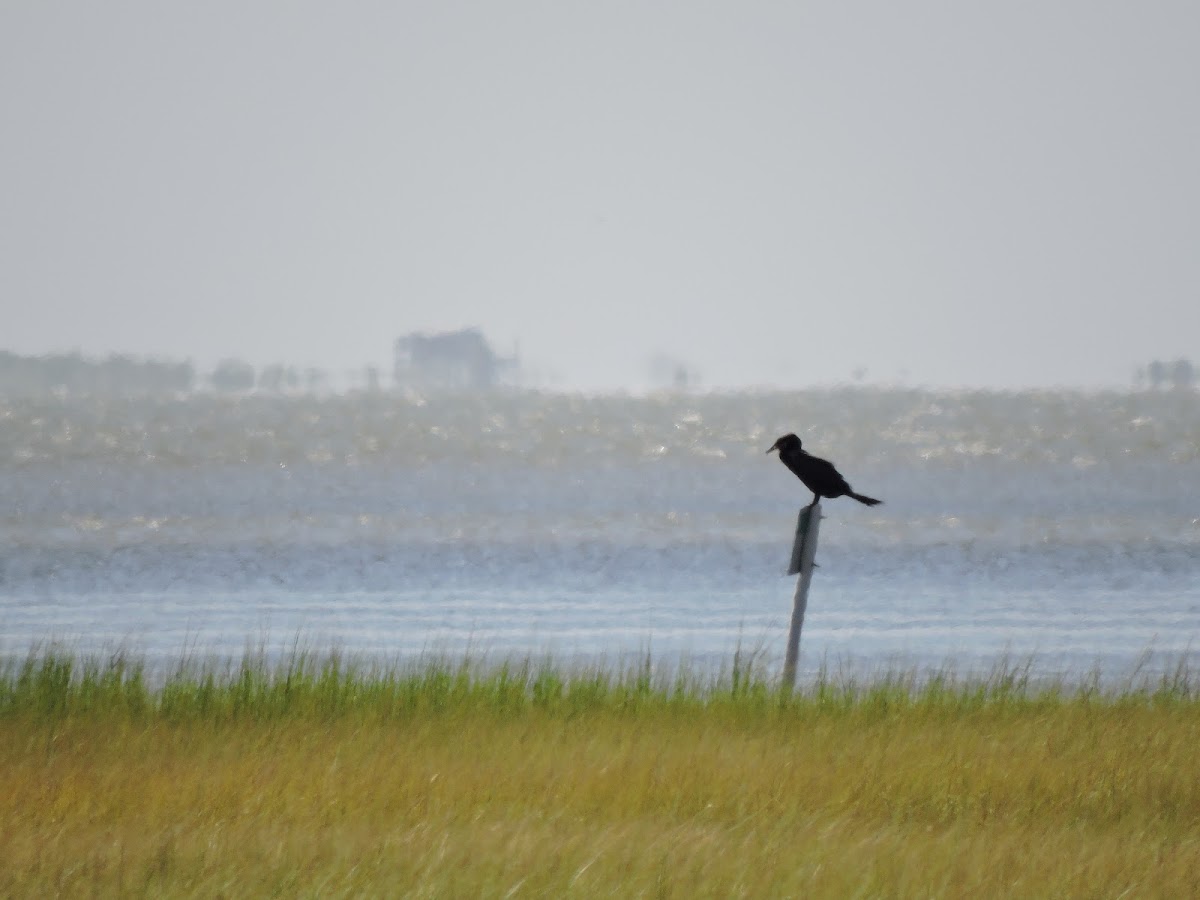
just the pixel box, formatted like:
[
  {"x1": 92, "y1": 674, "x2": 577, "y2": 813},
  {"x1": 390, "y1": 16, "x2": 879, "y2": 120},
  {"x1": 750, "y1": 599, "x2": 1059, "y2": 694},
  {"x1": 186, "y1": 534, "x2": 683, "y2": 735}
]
[
  {"x1": 3, "y1": 647, "x2": 1199, "y2": 896},
  {"x1": 3, "y1": 643, "x2": 1197, "y2": 722}
]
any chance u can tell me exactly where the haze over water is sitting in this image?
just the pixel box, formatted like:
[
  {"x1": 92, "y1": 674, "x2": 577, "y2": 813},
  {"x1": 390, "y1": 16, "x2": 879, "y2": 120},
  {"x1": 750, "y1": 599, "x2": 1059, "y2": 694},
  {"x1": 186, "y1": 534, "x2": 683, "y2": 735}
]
[{"x1": 2, "y1": 387, "x2": 1198, "y2": 682}]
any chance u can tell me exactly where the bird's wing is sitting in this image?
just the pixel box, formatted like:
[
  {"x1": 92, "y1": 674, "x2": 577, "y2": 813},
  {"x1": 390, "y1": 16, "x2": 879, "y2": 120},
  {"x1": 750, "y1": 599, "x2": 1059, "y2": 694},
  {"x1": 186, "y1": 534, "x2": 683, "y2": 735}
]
[{"x1": 787, "y1": 453, "x2": 850, "y2": 493}]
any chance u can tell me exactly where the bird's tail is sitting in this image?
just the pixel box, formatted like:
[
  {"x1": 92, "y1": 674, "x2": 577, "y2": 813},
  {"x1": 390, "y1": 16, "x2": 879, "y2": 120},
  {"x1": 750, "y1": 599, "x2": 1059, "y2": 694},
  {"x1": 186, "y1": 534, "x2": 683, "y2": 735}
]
[{"x1": 848, "y1": 492, "x2": 882, "y2": 506}]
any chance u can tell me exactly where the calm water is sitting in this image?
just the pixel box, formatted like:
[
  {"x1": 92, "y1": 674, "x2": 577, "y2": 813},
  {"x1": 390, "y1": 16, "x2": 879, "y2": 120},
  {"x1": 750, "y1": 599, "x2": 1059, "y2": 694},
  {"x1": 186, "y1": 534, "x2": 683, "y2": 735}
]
[{"x1": 2, "y1": 387, "x2": 1198, "y2": 682}]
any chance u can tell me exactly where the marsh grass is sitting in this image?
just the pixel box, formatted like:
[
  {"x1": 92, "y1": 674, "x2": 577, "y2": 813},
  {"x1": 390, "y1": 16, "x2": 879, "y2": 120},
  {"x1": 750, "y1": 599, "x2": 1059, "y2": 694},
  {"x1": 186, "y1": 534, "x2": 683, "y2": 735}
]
[{"x1": 3, "y1": 645, "x2": 1199, "y2": 896}]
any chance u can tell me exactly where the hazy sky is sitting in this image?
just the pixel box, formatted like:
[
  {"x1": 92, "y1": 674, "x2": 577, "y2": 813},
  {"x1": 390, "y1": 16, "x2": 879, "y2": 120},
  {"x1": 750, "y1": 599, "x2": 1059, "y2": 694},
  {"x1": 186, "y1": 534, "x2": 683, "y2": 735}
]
[{"x1": 3, "y1": 2, "x2": 1198, "y2": 389}]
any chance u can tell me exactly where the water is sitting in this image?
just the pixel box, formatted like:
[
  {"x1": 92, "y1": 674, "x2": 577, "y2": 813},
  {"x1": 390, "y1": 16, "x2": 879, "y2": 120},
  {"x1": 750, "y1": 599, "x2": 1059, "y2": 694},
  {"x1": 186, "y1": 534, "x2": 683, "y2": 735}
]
[{"x1": 2, "y1": 387, "x2": 1198, "y2": 682}]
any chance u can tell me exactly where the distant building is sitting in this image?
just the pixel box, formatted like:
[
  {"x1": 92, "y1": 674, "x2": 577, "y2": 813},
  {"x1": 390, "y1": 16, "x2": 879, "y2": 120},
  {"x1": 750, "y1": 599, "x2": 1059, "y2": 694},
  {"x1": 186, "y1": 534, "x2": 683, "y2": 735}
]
[
  {"x1": 393, "y1": 328, "x2": 516, "y2": 389},
  {"x1": 648, "y1": 353, "x2": 699, "y2": 391}
]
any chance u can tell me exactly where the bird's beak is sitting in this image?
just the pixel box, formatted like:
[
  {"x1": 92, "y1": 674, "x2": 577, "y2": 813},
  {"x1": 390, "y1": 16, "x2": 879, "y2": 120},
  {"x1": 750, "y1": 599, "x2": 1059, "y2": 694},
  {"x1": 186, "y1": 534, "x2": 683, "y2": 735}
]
[{"x1": 766, "y1": 443, "x2": 778, "y2": 454}]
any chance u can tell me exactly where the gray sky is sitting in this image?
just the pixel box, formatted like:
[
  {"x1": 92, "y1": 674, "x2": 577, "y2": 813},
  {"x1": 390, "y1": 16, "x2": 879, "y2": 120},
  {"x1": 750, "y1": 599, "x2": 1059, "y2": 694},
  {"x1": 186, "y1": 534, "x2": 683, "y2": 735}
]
[{"x1": 3, "y1": 1, "x2": 1198, "y2": 389}]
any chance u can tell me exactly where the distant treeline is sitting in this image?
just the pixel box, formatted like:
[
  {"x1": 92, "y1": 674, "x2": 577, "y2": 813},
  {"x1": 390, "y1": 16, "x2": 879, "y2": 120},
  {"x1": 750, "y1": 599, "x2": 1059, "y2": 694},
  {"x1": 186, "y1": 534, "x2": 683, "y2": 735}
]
[
  {"x1": 1134, "y1": 358, "x2": 1195, "y2": 390},
  {"x1": 0, "y1": 351, "x2": 195, "y2": 394},
  {"x1": 0, "y1": 351, "x2": 339, "y2": 395}
]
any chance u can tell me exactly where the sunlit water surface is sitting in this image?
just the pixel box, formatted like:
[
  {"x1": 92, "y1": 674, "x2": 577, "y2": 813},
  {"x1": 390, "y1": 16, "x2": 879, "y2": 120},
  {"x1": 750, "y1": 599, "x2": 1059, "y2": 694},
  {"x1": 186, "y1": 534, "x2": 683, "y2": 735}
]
[{"x1": 2, "y1": 388, "x2": 1198, "y2": 682}]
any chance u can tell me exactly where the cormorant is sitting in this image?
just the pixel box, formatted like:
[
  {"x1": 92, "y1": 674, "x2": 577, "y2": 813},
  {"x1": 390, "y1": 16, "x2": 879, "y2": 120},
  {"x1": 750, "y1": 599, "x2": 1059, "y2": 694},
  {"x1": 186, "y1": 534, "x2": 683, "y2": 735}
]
[{"x1": 767, "y1": 433, "x2": 881, "y2": 508}]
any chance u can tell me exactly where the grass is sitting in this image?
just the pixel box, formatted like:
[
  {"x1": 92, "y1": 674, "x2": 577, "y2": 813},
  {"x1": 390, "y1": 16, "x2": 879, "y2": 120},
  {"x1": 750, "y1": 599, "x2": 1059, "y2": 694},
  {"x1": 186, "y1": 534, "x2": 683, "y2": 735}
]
[{"x1": 2, "y1": 646, "x2": 1199, "y2": 897}]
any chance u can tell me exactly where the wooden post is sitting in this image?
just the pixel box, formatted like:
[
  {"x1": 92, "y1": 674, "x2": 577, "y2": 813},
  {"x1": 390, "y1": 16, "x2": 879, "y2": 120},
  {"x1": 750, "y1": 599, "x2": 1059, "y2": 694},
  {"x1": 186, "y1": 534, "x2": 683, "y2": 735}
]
[{"x1": 782, "y1": 502, "x2": 821, "y2": 691}]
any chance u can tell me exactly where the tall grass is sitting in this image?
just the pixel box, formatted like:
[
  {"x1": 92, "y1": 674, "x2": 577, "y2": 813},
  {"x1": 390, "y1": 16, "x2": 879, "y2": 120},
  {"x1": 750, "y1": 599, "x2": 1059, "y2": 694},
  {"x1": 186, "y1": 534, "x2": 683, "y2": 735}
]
[
  {"x1": 3, "y1": 644, "x2": 1196, "y2": 722},
  {"x1": 3, "y1": 646, "x2": 1199, "y2": 896}
]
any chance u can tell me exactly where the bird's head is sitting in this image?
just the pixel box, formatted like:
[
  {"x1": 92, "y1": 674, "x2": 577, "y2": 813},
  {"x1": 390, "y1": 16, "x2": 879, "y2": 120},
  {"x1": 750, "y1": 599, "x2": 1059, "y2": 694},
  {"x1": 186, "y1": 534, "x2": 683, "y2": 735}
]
[{"x1": 766, "y1": 433, "x2": 801, "y2": 454}]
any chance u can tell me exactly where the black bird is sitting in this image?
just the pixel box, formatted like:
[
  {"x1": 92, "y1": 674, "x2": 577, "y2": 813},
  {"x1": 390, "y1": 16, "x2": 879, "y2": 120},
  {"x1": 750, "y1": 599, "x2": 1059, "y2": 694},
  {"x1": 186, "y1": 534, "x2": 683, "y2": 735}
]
[{"x1": 767, "y1": 433, "x2": 881, "y2": 508}]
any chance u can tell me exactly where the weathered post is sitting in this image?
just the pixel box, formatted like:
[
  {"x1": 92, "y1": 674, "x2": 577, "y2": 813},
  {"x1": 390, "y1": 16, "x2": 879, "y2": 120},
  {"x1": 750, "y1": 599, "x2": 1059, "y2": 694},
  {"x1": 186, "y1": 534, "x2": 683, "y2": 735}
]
[{"x1": 781, "y1": 502, "x2": 821, "y2": 690}]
